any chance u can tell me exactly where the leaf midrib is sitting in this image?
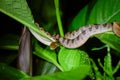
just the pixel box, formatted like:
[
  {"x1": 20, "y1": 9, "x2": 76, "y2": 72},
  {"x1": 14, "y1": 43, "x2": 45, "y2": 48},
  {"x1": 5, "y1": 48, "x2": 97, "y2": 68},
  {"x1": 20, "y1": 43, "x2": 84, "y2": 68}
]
[{"x1": 105, "y1": 9, "x2": 120, "y2": 23}]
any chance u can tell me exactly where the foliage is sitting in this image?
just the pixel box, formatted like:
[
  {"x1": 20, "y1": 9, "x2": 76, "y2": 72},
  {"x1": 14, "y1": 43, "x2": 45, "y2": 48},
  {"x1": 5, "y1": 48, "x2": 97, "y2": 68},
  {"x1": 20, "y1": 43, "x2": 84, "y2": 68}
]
[{"x1": 0, "y1": 0, "x2": 120, "y2": 80}]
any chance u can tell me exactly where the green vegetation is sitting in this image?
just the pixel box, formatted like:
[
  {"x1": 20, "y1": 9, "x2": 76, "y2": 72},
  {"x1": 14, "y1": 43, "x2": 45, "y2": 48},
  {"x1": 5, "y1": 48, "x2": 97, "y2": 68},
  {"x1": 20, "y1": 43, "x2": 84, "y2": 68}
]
[{"x1": 0, "y1": 0, "x2": 120, "y2": 80}]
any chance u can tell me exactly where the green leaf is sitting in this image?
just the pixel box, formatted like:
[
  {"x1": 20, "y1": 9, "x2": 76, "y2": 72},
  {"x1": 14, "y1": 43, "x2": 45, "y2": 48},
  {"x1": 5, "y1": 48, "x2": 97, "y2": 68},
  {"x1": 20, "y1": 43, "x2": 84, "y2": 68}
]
[
  {"x1": 21, "y1": 65, "x2": 90, "y2": 80},
  {"x1": 0, "y1": 34, "x2": 19, "y2": 50},
  {"x1": 71, "y1": 0, "x2": 120, "y2": 28},
  {"x1": 98, "y1": 50, "x2": 118, "y2": 79},
  {"x1": 35, "y1": 61, "x2": 58, "y2": 75},
  {"x1": 0, "y1": 0, "x2": 37, "y2": 31},
  {"x1": 113, "y1": 61, "x2": 120, "y2": 75},
  {"x1": 116, "y1": 77, "x2": 120, "y2": 80},
  {"x1": 34, "y1": 43, "x2": 63, "y2": 71},
  {"x1": 0, "y1": 0, "x2": 53, "y2": 40},
  {"x1": 0, "y1": 63, "x2": 28, "y2": 80},
  {"x1": 58, "y1": 47, "x2": 90, "y2": 71},
  {"x1": 90, "y1": 59, "x2": 102, "y2": 79},
  {"x1": 104, "y1": 52, "x2": 113, "y2": 76},
  {"x1": 69, "y1": 6, "x2": 88, "y2": 31},
  {"x1": 86, "y1": 0, "x2": 120, "y2": 24},
  {"x1": 96, "y1": 32, "x2": 120, "y2": 52}
]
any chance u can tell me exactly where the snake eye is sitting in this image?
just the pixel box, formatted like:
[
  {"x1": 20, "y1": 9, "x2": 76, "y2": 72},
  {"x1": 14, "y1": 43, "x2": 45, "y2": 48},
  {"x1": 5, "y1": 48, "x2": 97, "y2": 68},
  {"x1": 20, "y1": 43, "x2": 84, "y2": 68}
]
[
  {"x1": 113, "y1": 22, "x2": 120, "y2": 37},
  {"x1": 50, "y1": 41, "x2": 59, "y2": 50}
]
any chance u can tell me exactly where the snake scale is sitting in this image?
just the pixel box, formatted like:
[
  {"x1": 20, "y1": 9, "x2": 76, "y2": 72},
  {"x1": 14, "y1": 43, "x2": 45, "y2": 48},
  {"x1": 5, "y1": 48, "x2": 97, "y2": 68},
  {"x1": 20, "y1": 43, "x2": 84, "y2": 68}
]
[{"x1": 30, "y1": 22, "x2": 120, "y2": 49}]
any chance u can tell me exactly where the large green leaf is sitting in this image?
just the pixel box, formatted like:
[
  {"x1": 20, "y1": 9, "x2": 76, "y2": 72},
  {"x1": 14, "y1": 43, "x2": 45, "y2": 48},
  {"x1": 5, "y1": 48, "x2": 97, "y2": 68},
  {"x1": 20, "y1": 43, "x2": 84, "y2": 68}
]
[
  {"x1": 0, "y1": 0, "x2": 37, "y2": 32},
  {"x1": 71, "y1": 0, "x2": 120, "y2": 29},
  {"x1": 58, "y1": 47, "x2": 90, "y2": 71},
  {"x1": 21, "y1": 65, "x2": 90, "y2": 80},
  {"x1": 69, "y1": 0, "x2": 120, "y2": 51},
  {"x1": 87, "y1": 0, "x2": 120, "y2": 24},
  {"x1": 0, "y1": 63, "x2": 28, "y2": 80},
  {"x1": 0, "y1": 0, "x2": 52, "y2": 40}
]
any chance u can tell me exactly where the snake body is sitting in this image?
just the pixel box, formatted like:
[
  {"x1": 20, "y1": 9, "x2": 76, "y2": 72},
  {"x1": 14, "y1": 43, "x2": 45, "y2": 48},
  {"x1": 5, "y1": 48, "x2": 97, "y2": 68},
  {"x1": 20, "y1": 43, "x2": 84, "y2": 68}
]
[
  {"x1": 64, "y1": 26, "x2": 87, "y2": 39},
  {"x1": 55, "y1": 23, "x2": 113, "y2": 48},
  {"x1": 30, "y1": 22, "x2": 120, "y2": 49}
]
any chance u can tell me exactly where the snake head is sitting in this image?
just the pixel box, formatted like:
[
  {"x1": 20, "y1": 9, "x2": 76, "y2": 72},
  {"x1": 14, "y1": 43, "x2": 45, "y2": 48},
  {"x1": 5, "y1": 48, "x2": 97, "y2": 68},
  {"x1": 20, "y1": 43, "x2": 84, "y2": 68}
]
[{"x1": 50, "y1": 41, "x2": 59, "y2": 50}]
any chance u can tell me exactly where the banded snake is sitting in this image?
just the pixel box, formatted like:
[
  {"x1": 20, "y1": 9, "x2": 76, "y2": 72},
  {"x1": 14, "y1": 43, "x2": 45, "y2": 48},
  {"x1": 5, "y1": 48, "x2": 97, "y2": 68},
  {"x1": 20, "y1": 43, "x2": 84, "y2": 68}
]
[{"x1": 29, "y1": 22, "x2": 120, "y2": 50}]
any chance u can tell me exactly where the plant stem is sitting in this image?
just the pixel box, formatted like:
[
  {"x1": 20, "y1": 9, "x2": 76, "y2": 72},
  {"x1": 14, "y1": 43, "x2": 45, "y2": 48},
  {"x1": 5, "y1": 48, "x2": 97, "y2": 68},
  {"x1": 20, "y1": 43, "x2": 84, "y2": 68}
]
[
  {"x1": 54, "y1": 0, "x2": 64, "y2": 37},
  {"x1": 107, "y1": 45, "x2": 110, "y2": 54}
]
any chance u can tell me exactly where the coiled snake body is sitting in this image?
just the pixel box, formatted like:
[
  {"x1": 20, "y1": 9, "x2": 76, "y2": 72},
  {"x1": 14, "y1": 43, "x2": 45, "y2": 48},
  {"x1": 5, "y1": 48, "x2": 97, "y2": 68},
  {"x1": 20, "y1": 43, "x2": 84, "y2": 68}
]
[{"x1": 30, "y1": 22, "x2": 120, "y2": 49}]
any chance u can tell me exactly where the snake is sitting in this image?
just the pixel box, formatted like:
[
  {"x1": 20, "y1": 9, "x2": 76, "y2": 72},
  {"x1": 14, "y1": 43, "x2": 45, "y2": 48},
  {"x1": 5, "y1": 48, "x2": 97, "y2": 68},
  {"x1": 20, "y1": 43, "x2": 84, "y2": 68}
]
[{"x1": 29, "y1": 22, "x2": 120, "y2": 49}]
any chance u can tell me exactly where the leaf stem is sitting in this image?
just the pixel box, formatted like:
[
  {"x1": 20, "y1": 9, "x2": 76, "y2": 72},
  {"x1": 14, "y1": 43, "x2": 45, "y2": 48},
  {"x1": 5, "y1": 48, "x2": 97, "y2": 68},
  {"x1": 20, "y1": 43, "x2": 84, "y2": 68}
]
[{"x1": 54, "y1": 0, "x2": 64, "y2": 37}]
